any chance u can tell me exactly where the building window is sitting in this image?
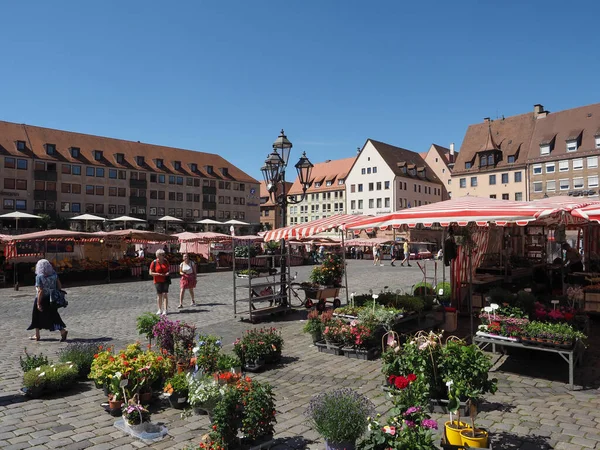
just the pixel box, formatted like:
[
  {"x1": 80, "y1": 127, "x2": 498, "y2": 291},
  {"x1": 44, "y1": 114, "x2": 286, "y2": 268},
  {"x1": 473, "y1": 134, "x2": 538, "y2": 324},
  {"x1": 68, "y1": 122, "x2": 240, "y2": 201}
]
[
  {"x1": 73, "y1": 165, "x2": 81, "y2": 175},
  {"x1": 533, "y1": 182, "x2": 543, "y2": 192},
  {"x1": 573, "y1": 158, "x2": 583, "y2": 170},
  {"x1": 156, "y1": 159, "x2": 164, "y2": 168},
  {"x1": 86, "y1": 185, "x2": 94, "y2": 195},
  {"x1": 540, "y1": 144, "x2": 550, "y2": 155},
  {"x1": 547, "y1": 180, "x2": 556, "y2": 191},
  {"x1": 314, "y1": 182, "x2": 321, "y2": 188},
  {"x1": 489, "y1": 195, "x2": 496, "y2": 199},
  {"x1": 109, "y1": 187, "x2": 117, "y2": 196},
  {"x1": 118, "y1": 188, "x2": 126, "y2": 197},
  {"x1": 173, "y1": 161, "x2": 181, "y2": 170},
  {"x1": 96, "y1": 168, "x2": 104, "y2": 177},
  {"x1": 86, "y1": 167, "x2": 95, "y2": 176},
  {"x1": 115, "y1": 153, "x2": 124, "y2": 164},
  {"x1": 514, "y1": 172, "x2": 522, "y2": 182},
  {"x1": 361, "y1": 168, "x2": 366, "y2": 175},
  {"x1": 489, "y1": 175, "x2": 496, "y2": 185},
  {"x1": 357, "y1": 184, "x2": 363, "y2": 192},
  {"x1": 62, "y1": 164, "x2": 72, "y2": 174},
  {"x1": 93, "y1": 150, "x2": 103, "y2": 160},
  {"x1": 502, "y1": 194, "x2": 509, "y2": 200},
  {"x1": 368, "y1": 199, "x2": 374, "y2": 208},
  {"x1": 487, "y1": 155, "x2": 494, "y2": 166},
  {"x1": 574, "y1": 177, "x2": 584, "y2": 189},
  {"x1": 109, "y1": 169, "x2": 117, "y2": 179},
  {"x1": 16, "y1": 159, "x2": 27, "y2": 170},
  {"x1": 501, "y1": 173, "x2": 509, "y2": 184},
  {"x1": 46, "y1": 143, "x2": 56, "y2": 155},
  {"x1": 357, "y1": 200, "x2": 363, "y2": 209},
  {"x1": 515, "y1": 192, "x2": 523, "y2": 201},
  {"x1": 96, "y1": 186, "x2": 104, "y2": 195},
  {"x1": 338, "y1": 179, "x2": 344, "y2": 185},
  {"x1": 190, "y1": 163, "x2": 197, "y2": 172},
  {"x1": 206, "y1": 165, "x2": 213, "y2": 174},
  {"x1": 70, "y1": 147, "x2": 80, "y2": 157},
  {"x1": 566, "y1": 140, "x2": 578, "y2": 152},
  {"x1": 376, "y1": 198, "x2": 382, "y2": 208},
  {"x1": 459, "y1": 178, "x2": 466, "y2": 188},
  {"x1": 368, "y1": 183, "x2": 374, "y2": 191},
  {"x1": 61, "y1": 202, "x2": 70, "y2": 212},
  {"x1": 470, "y1": 177, "x2": 477, "y2": 187},
  {"x1": 136, "y1": 156, "x2": 145, "y2": 166},
  {"x1": 559, "y1": 160, "x2": 569, "y2": 172},
  {"x1": 588, "y1": 156, "x2": 598, "y2": 169},
  {"x1": 589, "y1": 175, "x2": 599, "y2": 188},
  {"x1": 546, "y1": 162, "x2": 555, "y2": 173},
  {"x1": 16, "y1": 140, "x2": 26, "y2": 150},
  {"x1": 376, "y1": 182, "x2": 381, "y2": 190},
  {"x1": 559, "y1": 179, "x2": 570, "y2": 191},
  {"x1": 507, "y1": 155, "x2": 516, "y2": 163},
  {"x1": 595, "y1": 136, "x2": 600, "y2": 149},
  {"x1": 465, "y1": 162, "x2": 472, "y2": 169},
  {"x1": 16, "y1": 200, "x2": 26, "y2": 210},
  {"x1": 373, "y1": 167, "x2": 377, "y2": 173},
  {"x1": 367, "y1": 168, "x2": 371, "y2": 174},
  {"x1": 5, "y1": 157, "x2": 15, "y2": 168},
  {"x1": 326, "y1": 181, "x2": 332, "y2": 187},
  {"x1": 384, "y1": 181, "x2": 390, "y2": 189},
  {"x1": 532, "y1": 164, "x2": 542, "y2": 175},
  {"x1": 384, "y1": 198, "x2": 390, "y2": 208}
]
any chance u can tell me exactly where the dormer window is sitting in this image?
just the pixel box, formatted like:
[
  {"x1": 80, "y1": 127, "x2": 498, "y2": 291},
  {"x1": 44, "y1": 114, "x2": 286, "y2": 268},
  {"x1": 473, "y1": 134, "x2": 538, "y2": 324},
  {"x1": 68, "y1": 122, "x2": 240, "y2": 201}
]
[
  {"x1": 155, "y1": 159, "x2": 164, "y2": 169},
  {"x1": 338, "y1": 179, "x2": 344, "y2": 185},
  {"x1": 326, "y1": 181, "x2": 332, "y2": 186},
  {"x1": 409, "y1": 168, "x2": 416, "y2": 176},
  {"x1": 566, "y1": 140, "x2": 578, "y2": 153},
  {"x1": 596, "y1": 135, "x2": 600, "y2": 149},
  {"x1": 487, "y1": 155, "x2": 494, "y2": 166},
  {"x1": 16, "y1": 140, "x2": 26, "y2": 151},
  {"x1": 540, "y1": 144, "x2": 550, "y2": 155},
  {"x1": 46, "y1": 143, "x2": 57, "y2": 155},
  {"x1": 190, "y1": 163, "x2": 198, "y2": 172},
  {"x1": 93, "y1": 150, "x2": 103, "y2": 161},
  {"x1": 315, "y1": 182, "x2": 322, "y2": 188},
  {"x1": 480, "y1": 156, "x2": 487, "y2": 167},
  {"x1": 465, "y1": 162, "x2": 472, "y2": 169},
  {"x1": 70, "y1": 147, "x2": 80, "y2": 158},
  {"x1": 205, "y1": 165, "x2": 214, "y2": 174},
  {"x1": 507, "y1": 155, "x2": 516, "y2": 163},
  {"x1": 220, "y1": 167, "x2": 229, "y2": 176},
  {"x1": 173, "y1": 161, "x2": 181, "y2": 170},
  {"x1": 115, "y1": 153, "x2": 124, "y2": 164},
  {"x1": 401, "y1": 166, "x2": 407, "y2": 174},
  {"x1": 136, "y1": 156, "x2": 145, "y2": 166}
]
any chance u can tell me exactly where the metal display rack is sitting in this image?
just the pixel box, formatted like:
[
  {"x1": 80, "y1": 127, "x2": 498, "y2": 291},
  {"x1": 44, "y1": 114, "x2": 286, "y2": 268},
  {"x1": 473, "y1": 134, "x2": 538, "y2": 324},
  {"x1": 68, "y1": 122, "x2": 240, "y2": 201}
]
[{"x1": 232, "y1": 242, "x2": 292, "y2": 322}]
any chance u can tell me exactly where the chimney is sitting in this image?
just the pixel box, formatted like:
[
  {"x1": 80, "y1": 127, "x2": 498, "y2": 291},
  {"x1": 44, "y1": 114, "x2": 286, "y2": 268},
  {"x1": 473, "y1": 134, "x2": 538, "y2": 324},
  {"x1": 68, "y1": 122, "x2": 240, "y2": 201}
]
[
  {"x1": 356, "y1": 147, "x2": 361, "y2": 154},
  {"x1": 449, "y1": 143, "x2": 455, "y2": 163},
  {"x1": 484, "y1": 117, "x2": 490, "y2": 123},
  {"x1": 534, "y1": 104, "x2": 544, "y2": 115}
]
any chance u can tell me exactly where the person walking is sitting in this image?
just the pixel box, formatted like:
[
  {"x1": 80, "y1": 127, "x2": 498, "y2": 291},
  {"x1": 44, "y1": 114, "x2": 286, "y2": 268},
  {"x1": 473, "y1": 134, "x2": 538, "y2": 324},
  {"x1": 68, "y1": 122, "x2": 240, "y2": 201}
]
[
  {"x1": 149, "y1": 249, "x2": 170, "y2": 315},
  {"x1": 373, "y1": 244, "x2": 383, "y2": 266},
  {"x1": 400, "y1": 240, "x2": 412, "y2": 267},
  {"x1": 178, "y1": 253, "x2": 197, "y2": 308},
  {"x1": 27, "y1": 259, "x2": 68, "y2": 342},
  {"x1": 390, "y1": 244, "x2": 397, "y2": 266}
]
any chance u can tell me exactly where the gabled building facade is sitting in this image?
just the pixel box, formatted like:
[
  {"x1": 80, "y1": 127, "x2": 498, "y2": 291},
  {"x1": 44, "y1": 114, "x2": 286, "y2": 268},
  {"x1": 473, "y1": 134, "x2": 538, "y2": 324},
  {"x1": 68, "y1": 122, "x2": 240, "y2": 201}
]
[
  {"x1": 0, "y1": 120, "x2": 260, "y2": 226},
  {"x1": 422, "y1": 143, "x2": 457, "y2": 200},
  {"x1": 286, "y1": 157, "x2": 355, "y2": 225},
  {"x1": 345, "y1": 139, "x2": 444, "y2": 217}
]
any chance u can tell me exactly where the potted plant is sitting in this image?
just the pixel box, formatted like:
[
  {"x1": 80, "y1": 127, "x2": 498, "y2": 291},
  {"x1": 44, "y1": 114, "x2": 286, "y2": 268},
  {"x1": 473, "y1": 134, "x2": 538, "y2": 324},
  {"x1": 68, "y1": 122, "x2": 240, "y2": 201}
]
[
  {"x1": 303, "y1": 309, "x2": 324, "y2": 343},
  {"x1": 186, "y1": 373, "x2": 226, "y2": 415},
  {"x1": 216, "y1": 353, "x2": 241, "y2": 374},
  {"x1": 460, "y1": 400, "x2": 489, "y2": 448},
  {"x1": 136, "y1": 312, "x2": 161, "y2": 347},
  {"x1": 193, "y1": 334, "x2": 223, "y2": 375},
  {"x1": 233, "y1": 328, "x2": 284, "y2": 369},
  {"x1": 263, "y1": 240, "x2": 280, "y2": 255},
  {"x1": 444, "y1": 380, "x2": 470, "y2": 445},
  {"x1": 22, "y1": 363, "x2": 79, "y2": 398},
  {"x1": 58, "y1": 342, "x2": 105, "y2": 379},
  {"x1": 122, "y1": 399, "x2": 151, "y2": 432},
  {"x1": 342, "y1": 321, "x2": 379, "y2": 360},
  {"x1": 163, "y1": 372, "x2": 189, "y2": 409},
  {"x1": 107, "y1": 372, "x2": 125, "y2": 413},
  {"x1": 19, "y1": 349, "x2": 49, "y2": 373},
  {"x1": 360, "y1": 408, "x2": 438, "y2": 449},
  {"x1": 305, "y1": 387, "x2": 374, "y2": 450}
]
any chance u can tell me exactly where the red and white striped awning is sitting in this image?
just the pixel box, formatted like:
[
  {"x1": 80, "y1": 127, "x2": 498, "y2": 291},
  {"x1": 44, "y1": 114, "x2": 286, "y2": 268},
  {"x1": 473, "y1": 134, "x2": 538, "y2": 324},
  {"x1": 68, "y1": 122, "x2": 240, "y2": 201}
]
[
  {"x1": 571, "y1": 202, "x2": 600, "y2": 224},
  {"x1": 263, "y1": 214, "x2": 369, "y2": 241},
  {"x1": 342, "y1": 197, "x2": 543, "y2": 230},
  {"x1": 530, "y1": 196, "x2": 600, "y2": 220}
]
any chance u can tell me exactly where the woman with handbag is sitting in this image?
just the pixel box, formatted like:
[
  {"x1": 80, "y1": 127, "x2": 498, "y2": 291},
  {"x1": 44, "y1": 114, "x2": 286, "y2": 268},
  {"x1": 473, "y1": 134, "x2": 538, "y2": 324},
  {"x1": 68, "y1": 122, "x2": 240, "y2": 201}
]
[
  {"x1": 178, "y1": 253, "x2": 197, "y2": 308},
  {"x1": 149, "y1": 249, "x2": 170, "y2": 315},
  {"x1": 27, "y1": 259, "x2": 68, "y2": 342}
]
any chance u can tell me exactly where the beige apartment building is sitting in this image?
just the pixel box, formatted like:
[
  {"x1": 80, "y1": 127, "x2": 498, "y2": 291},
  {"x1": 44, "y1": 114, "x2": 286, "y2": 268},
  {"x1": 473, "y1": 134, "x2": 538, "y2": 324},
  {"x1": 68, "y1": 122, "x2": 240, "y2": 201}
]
[
  {"x1": 451, "y1": 113, "x2": 533, "y2": 201},
  {"x1": 421, "y1": 143, "x2": 457, "y2": 199},
  {"x1": 259, "y1": 181, "x2": 292, "y2": 230},
  {"x1": 345, "y1": 139, "x2": 443, "y2": 216},
  {"x1": 0, "y1": 121, "x2": 260, "y2": 229},
  {"x1": 286, "y1": 157, "x2": 355, "y2": 225}
]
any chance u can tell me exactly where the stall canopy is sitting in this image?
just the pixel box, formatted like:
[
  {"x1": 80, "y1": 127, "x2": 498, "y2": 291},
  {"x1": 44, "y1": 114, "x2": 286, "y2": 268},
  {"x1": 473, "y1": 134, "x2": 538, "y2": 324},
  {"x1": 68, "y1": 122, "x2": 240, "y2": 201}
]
[
  {"x1": 96, "y1": 229, "x2": 175, "y2": 242},
  {"x1": 344, "y1": 237, "x2": 394, "y2": 247},
  {"x1": 175, "y1": 231, "x2": 232, "y2": 243},
  {"x1": 530, "y1": 196, "x2": 600, "y2": 224},
  {"x1": 572, "y1": 203, "x2": 600, "y2": 223},
  {"x1": 343, "y1": 197, "x2": 544, "y2": 231},
  {"x1": 264, "y1": 214, "x2": 370, "y2": 241}
]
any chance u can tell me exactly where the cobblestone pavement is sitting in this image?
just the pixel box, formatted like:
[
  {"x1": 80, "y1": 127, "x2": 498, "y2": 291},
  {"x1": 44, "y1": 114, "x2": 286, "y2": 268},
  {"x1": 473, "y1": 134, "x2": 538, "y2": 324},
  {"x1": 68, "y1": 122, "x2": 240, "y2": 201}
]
[{"x1": 1, "y1": 260, "x2": 599, "y2": 449}]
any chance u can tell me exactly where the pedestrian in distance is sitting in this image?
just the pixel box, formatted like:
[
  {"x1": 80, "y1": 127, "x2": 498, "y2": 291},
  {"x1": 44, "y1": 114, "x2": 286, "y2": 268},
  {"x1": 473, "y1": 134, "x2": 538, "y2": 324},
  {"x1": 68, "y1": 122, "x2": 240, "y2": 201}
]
[
  {"x1": 400, "y1": 241, "x2": 412, "y2": 267},
  {"x1": 149, "y1": 249, "x2": 170, "y2": 315},
  {"x1": 390, "y1": 244, "x2": 397, "y2": 266},
  {"x1": 178, "y1": 253, "x2": 197, "y2": 308},
  {"x1": 373, "y1": 244, "x2": 383, "y2": 266},
  {"x1": 27, "y1": 259, "x2": 68, "y2": 342}
]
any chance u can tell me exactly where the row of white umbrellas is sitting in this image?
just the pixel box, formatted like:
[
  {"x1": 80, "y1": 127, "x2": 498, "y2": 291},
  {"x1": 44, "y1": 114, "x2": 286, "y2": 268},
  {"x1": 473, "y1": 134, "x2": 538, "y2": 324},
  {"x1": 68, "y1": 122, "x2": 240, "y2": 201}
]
[{"x1": 0, "y1": 212, "x2": 250, "y2": 230}]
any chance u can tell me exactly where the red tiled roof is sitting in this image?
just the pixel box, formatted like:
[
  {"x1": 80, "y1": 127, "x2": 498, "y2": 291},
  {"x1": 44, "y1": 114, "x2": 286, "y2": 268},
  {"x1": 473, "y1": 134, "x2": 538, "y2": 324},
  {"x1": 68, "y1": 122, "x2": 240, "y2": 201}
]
[
  {"x1": 288, "y1": 156, "x2": 356, "y2": 195},
  {"x1": 0, "y1": 120, "x2": 258, "y2": 183},
  {"x1": 259, "y1": 181, "x2": 292, "y2": 206}
]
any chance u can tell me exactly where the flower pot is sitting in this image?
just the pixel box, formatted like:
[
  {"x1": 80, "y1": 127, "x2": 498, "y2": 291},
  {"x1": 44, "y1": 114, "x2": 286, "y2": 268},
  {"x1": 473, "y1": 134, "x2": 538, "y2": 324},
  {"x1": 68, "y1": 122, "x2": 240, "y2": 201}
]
[
  {"x1": 168, "y1": 391, "x2": 188, "y2": 409},
  {"x1": 444, "y1": 421, "x2": 470, "y2": 446},
  {"x1": 176, "y1": 362, "x2": 187, "y2": 374},
  {"x1": 108, "y1": 399, "x2": 124, "y2": 410},
  {"x1": 315, "y1": 340, "x2": 344, "y2": 356},
  {"x1": 139, "y1": 391, "x2": 152, "y2": 404},
  {"x1": 325, "y1": 440, "x2": 355, "y2": 450},
  {"x1": 244, "y1": 358, "x2": 266, "y2": 373},
  {"x1": 460, "y1": 428, "x2": 489, "y2": 448}
]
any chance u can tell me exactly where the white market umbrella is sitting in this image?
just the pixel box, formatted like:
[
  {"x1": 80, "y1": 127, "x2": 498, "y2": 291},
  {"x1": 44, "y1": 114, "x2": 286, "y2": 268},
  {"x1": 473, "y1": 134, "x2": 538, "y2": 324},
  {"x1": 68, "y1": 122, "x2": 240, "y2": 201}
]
[
  {"x1": 0, "y1": 211, "x2": 42, "y2": 231},
  {"x1": 157, "y1": 215, "x2": 183, "y2": 234},
  {"x1": 110, "y1": 215, "x2": 146, "y2": 229},
  {"x1": 223, "y1": 219, "x2": 249, "y2": 225},
  {"x1": 70, "y1": 213, "x2": 105, "y2": 232},
  {"x1": 197, "y1": 219, "x2": 222, "y2": 224}
]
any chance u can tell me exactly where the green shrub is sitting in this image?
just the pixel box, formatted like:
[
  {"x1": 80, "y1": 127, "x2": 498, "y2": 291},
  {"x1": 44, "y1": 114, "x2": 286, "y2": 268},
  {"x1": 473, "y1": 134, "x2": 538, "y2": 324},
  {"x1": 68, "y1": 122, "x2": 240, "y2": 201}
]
[
  {"x1": 487, "y1": 287, "x2": 513, "y2": 306},
  {"x1": 58, "y1": 342, "x2": 105, "y2": 378},
  {"x1": 216, "y1": 353, "x2": 241, "y2": 372},
  {"x1": 19, "y1": 349, "x2": 49, "y2": 373},
  {"x1": 413, "y1": 282, "x2": 433, "y2": 297},
  {"x1": 392, "y1": 295, "x2": 425, "y2": 313},
  {"x1": 515, "y1": 290, "x2": 537, "y2": 314},
  {"x1": 435, "y1": 281, "x2": 452, "y2": 302},
  {"x1": 136, "y1": 312, "x2": 161, "y2": 343},
  {"x1": 23, "y1": 363, "x2": 79, "y2": 393}
]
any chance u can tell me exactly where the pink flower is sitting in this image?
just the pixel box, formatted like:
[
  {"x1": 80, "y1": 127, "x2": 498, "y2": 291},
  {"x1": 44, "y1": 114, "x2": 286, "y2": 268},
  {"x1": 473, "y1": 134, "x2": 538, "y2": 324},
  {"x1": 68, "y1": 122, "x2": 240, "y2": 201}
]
[{"x1": 383, "y1": 426, "x2": 396, "y2": 435}]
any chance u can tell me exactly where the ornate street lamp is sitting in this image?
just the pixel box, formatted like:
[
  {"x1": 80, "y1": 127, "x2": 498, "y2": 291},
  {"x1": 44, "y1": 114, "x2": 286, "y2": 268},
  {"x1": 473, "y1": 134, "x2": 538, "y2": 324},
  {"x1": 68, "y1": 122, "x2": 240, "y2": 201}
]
[{"x1": 261, "y1": 130, "x2": 313, "y2": 306}]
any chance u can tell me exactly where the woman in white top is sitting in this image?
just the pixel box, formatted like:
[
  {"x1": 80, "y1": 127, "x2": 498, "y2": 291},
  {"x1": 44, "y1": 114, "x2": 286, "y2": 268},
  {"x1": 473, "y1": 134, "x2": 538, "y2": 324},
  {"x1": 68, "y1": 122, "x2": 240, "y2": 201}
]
[{"x1": 178, "y1": 253, "x2": 197, "y2": 308}]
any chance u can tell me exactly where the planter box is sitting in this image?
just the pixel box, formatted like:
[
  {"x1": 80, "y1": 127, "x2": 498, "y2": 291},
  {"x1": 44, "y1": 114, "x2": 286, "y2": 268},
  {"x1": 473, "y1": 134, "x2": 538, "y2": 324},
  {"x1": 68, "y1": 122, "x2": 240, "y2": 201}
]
[
  {"x1": 244, "y1": 359, "x2": 266, "y2": 373},
  {"x1": 429, "y1": 398, "x2": 470, "y2": 416},
  {"x1": 521, "y1": 337, "x2": 574, "y2": 349},
  {"x1": 342, "y1": 347, "x2": 380, "y2": 360},
  {"x1": 315, "y1": 340, "x2": 344, "y2": 356},
  {"x1": 584, "y1": 292, "x2": 600, "y2": 312},
  {"x1": 476, "y1": 331, "x2": 520, "y2": 342}
]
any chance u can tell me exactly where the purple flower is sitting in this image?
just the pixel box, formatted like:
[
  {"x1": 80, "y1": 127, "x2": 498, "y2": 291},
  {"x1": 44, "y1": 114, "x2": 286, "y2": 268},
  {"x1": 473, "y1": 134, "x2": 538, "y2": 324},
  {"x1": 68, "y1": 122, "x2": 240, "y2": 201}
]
[
  {"x1": 405, "y1": 420, "x2": 416, "y2": 428},
  {"x1": 422, "y1": 419, "x2": 438, "y2": 430},
  {"x1": 404, "y1": 406, "x2": 421, "y2": 415}
]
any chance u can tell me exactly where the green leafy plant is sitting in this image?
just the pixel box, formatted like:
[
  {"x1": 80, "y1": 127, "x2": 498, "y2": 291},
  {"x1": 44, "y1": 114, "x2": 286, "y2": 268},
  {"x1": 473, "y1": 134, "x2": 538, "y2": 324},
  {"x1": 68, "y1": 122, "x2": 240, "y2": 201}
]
[
  {"x1": 233, "y1": 328, "x2": 284, "y2": 365},
  {"x1": 435, "y1": 281, "x2": 452, "y2": 302},
  {"x1": 394, "y1": 295, "x2": 425, "y2": 313},
  {"x1": 413, "y1": 282, "x2": 433, "y2": 297},
  {"x1": 193, "y1": 334, "x2": 222, "y2": 374},
  {"x1": 234, "y1": 245, "x2": 259, "y2": 258},
  {"x1": 136, "y1": 312, "x2": 161, "y2": 344},
  {"x1": 216, "y1": 353, "x2": 241, "y2": 372},
  {"x1": 487, "y1": 287, "x2": 513, "y2": 306},
  {"x1": 164, "y1": 372, "x2": 189, "y2": 395},
  {"x1": 123, "y1": 403, "x2": 151, "y2": 425},
  {"x1": 305, "y1": 388, "x2": 375, "y2": 445},
  {"x1": 19, "y1": 348, "x2": 49, "y2": 373},
  {"x1": 303, "y1": 309, "x2": 324, "y2": 338},
  {"x1": 23, "y1": 363, "x2": 79, "y2": 394},
  {"x1": 309, "y1": 253, "x2": 344, "y2": 287},
  {"x1": 57, "y1": 342, "x2": 105, "y2": 378}
]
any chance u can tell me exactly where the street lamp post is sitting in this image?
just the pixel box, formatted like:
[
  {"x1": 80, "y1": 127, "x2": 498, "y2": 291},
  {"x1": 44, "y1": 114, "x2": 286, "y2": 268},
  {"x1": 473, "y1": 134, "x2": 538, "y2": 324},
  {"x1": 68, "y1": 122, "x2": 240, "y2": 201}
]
[{"x1": 261, "y1": 130, "x2": 313, "y2": 305}]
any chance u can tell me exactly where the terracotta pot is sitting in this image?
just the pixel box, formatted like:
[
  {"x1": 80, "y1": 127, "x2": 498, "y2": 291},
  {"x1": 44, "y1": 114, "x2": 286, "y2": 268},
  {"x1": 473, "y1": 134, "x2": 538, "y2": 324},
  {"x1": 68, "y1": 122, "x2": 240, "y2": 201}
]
[
  {"x1": 176, "y1": 363, "x2": 187, "y2": 374},
  {"x1": 108, "y1": 399, "x2": 124, "y2": 410}
]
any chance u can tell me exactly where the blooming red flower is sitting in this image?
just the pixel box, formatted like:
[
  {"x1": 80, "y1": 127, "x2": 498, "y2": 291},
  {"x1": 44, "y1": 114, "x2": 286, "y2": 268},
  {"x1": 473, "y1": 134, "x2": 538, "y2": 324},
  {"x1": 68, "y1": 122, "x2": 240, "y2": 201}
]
[
  {"x1": 407, "y1": 373, "x2": 417, "y2": 383},
  {"x1": 394, "y1": 376, "x2": 409, "y2": 390},
  {"x1": 388, "y1": 375, "x2": 397, "y2": 385}
]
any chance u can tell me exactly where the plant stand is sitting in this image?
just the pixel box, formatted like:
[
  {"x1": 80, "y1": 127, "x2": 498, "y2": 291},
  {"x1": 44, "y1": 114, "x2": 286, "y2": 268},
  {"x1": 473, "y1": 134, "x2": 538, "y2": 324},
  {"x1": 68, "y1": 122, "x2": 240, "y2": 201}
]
[
  {"x1": 342, "y1": 347, "x2": 380, "y2": 360},
  {"x1": 315, "y1": 340, "x2": 344, "y2": 356}
]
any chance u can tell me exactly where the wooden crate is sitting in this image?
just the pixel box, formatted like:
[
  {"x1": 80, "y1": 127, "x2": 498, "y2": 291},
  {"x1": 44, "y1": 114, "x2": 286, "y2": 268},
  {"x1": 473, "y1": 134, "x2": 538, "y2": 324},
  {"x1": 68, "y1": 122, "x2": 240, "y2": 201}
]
[{"x1": 584, "y1": 292, "x2": 600, "y2": 312}]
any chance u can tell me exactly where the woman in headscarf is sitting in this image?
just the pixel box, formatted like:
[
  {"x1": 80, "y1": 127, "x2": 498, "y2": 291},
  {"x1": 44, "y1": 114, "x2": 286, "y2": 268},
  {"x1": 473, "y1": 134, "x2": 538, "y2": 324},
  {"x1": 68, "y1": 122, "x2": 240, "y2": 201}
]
[{"x1": 27, "y1": 259, "x2": 68, "y2": 341}]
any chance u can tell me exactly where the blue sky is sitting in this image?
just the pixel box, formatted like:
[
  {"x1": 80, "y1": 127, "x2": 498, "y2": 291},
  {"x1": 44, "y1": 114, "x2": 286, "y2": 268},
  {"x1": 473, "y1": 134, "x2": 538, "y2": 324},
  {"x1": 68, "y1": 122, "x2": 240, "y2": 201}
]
[{"x1": 1, "y1": 1, "x2": 599, "y2": 181}]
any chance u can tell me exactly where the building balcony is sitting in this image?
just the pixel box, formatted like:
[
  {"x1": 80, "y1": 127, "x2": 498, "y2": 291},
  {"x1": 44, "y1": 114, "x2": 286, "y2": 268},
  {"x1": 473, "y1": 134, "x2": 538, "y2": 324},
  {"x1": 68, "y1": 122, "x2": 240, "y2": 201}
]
[
  {"x1": 203, "y1": 186, "x2": 217, "y2": 195},
  {"x1": 202, "y1": 201, "x2": 217, "y2": 210},
  {"x1": 33, "y1": 190, "x2": 58, "y2": 201},
  {"x1": 34, "y1": 170, "x2": 57, "y2": 182},
  {"x1": 129, "y1": 196, "x2": 147, "y2": 207},
  {"x1": 130, "y1": 179, "x2": 148, "y2": 189}
]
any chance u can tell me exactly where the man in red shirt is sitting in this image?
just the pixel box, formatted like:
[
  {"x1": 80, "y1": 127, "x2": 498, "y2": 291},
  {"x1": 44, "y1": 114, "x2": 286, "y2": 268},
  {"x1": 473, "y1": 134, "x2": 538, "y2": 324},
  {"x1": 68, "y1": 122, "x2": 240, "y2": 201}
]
[{"x1": 149, "y1": 249, "x2": 170, "y2": 315}]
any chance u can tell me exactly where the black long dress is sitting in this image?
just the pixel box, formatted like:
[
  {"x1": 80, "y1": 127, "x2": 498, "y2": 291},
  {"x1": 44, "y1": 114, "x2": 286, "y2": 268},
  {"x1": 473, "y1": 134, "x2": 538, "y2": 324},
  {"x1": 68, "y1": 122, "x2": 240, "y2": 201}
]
[{"x1": 27, "y1": 274, "x2": 66, "y2": 332}]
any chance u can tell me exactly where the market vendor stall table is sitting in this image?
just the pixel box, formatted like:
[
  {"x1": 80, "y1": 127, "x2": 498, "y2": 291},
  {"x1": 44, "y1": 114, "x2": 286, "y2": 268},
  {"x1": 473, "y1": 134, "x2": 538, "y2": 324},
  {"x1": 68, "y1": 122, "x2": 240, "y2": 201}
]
[{"x1": 474, "y1": 335, "x2": 585, "y2": 390}]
